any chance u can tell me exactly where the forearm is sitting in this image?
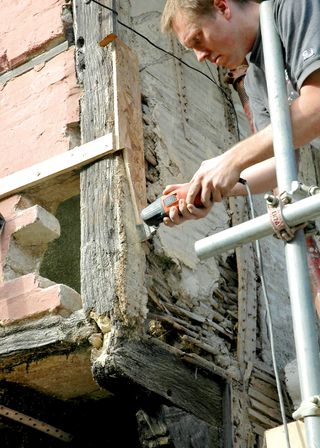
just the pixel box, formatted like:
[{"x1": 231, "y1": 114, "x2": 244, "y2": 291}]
[
  {"x1": 225, "y1": 75, "x2": 320, "y2": 200},
  {"x1": 227, "y1": 71, "x2": 320, "y2": 179},
  {"x1": 227, "y1": 124, "x2": 274, "y2": 174},
  {"x1": 229, "y1": 157, "x2": 277, "y2": 196}
]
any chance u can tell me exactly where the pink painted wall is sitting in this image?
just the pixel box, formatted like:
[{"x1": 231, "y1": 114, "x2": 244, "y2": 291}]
[
  {"x1": 0, "y1": 48, "x2": 80, "y2": 177},
  {"x1": 0, "y1": 0, "x2": 65, "y2": 74},
  {"x1": 0, "y1": 0, "x2": 81, "y2": 322}
]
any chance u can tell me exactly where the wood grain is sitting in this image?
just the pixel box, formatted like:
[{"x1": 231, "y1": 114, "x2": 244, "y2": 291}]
[
  {"x1": 113, "y1": 39, "x2": 147, "y2": 218},
  {"x1": 73, "y1": 0, "x2": 147, "y2": 321},
  {"x1": 94, "y1": 336, "x2": 224, "y2": 428}
]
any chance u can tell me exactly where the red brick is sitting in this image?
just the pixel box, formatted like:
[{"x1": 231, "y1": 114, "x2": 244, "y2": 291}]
[
  {"x1": 0, "y1": 48, "x2": 80, "y2": 177},
  {"x1": 0, "y1": 274, "x2": 82, "y2": 324},
  {"x1": 0, "y1": 196, "x2": 21, "y2": 221},
  {"x1": 0, "y1": 201, "x2": 60, "y2": 284},
  {"x1": 0, "y1": 0, "x2": 66, "y2": 73},
  {"x1": 0, "y1": 196, "x2": 22, "y2": 283}
]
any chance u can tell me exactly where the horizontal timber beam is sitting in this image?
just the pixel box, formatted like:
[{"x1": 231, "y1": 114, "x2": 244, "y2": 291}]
[
  {"x1": 0, "y1": 133, "x2": 117, "y2": 200},
  {"x1": 93, "y1": 337, "x2": 224, "y2": 428}
]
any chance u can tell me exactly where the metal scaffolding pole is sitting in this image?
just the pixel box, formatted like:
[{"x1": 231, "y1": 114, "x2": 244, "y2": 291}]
[
  {"x1": 195, "y1": 193, "x2": 320, "y2": 259},
  {"x1": 195, "y1": 1, "x2": 320, "y2": 445},
  {"x1": 260, "y1": 3, "x2": 320, "y2": 445}
]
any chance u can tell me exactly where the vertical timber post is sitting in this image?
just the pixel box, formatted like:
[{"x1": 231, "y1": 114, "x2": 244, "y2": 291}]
[{"x1": 73, "y1": 0, "x2": 147, "y2": 336}]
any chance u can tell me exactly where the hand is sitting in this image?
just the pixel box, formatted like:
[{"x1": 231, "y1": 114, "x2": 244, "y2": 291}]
[
  {"x1": 162, "y1": 183, "x2": 211, "y2": 227},
  {"x1": 186, "y1": 153, "x2": 242, "y2": 206}
]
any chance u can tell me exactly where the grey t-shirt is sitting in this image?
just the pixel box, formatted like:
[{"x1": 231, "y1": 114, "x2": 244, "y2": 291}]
[{"x1": 244, "y1": 0, "x2": 320, "y2": 131}]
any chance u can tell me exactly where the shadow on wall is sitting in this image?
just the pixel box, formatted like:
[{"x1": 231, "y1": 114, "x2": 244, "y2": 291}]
[{"x1": 40, "y1": 195, "x2": 80, "y2": 294}]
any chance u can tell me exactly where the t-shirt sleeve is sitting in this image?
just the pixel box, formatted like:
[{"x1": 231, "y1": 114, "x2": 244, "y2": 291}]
[
  {"x1": 244, "y1": 65, "x2": 271, "y2": 132},
  {"x1": 275, "y1": 0, "x2": 320, "y2": 90}
]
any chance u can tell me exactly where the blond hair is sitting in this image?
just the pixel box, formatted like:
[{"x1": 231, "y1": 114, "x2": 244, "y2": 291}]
[{"x1": 161, "y1": 0, "x2": 252, "y2": 33}]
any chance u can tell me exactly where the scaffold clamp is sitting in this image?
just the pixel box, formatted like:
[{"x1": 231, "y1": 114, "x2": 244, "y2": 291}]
[{"x1": 265, "y1": 192, "x2": 306, "y2": 242}]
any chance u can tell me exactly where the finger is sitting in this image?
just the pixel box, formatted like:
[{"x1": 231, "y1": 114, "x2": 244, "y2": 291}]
[
  {"x1": 187, "y1": 203, "x2": 211, "y2": 219},
  {"x1": 163, "y1": 217, "x2": 174, "y2": 227},
  {"x1": 168, "y1": 206, "x2": 185, "y2": 225},
  {"x1": 163, "y1": 183, "x2": 184, "y2": 195},
  {"x1": 200, "y1": 183, "x2": 213, "y2": 208},
  {"x1": 178, "y1": 199, "x2": 191, "y2": 217},
  {"x1": 211, "y1": 188, "x2": 223, "y2": 202},
  {"x1": 186, "y1": 181, "x2": 201, "y2": 205}
]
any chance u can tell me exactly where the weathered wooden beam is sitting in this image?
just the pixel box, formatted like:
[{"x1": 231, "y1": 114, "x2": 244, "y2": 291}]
[
  {"x1": 93, "y1": 336, "x2": 224, "y2": 429},
  {"x1": 73, "y1": 0, "x2": 147, "y2": 325},
  {"x1": 248, "y1": 407, "x2": 279, "y2": 429},
  {"x1": 0, "y1": 134, "x2": 114, "y2": 200},
  {"x1": 0, "y1": 311, "x2": 93, "y2": 361},
  {"x1": 230, "y1": 196, "x2": 258, "y2": 371}
]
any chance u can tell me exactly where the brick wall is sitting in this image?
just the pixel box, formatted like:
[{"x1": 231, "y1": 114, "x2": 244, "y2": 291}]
[
  {"x1": 0, "y1": 0, "x2": 81, "y2": 323},
  {"x1": 0, "y1": 0, "x2": 66, "y2": 74}
]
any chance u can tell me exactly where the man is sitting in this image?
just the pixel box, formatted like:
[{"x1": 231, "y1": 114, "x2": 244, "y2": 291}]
[{"x1": 160, "y1": 0, "x2": 320, "y2": 226}]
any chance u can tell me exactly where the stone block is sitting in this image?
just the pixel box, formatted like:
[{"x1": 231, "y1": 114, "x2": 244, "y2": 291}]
[
  {"x1": 0, "y1": 0, "x2": 66, "y2": 74},
  {"x1": 0, "y1": 48, "x2": 80, "y2": 178},
  {"x1": 0, "y1": 273, "x2": 82, "y2": 324},
  {"x1": 12, "y1": 205, "x2": 60, "y2": 246},
  {"x1": 0, "y1": 202, "x2": 60, "y2": 282}
]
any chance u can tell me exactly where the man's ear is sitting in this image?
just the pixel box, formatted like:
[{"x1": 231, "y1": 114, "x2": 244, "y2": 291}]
[{"x1": 214, "y1": 0, "x2": 231, "y2": 18}]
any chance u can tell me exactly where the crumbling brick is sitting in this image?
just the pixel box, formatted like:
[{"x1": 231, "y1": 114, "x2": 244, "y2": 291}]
[{"x1": 0, "y1": 273, "x2": 82, "y2": 325}]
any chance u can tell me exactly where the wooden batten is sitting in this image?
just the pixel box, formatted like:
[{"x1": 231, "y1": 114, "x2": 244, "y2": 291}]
[
  {"x1": 263, "y1": 421, "x2": 306, "y2": 448},
  {"x1": 113, "y1": 38, "x2": 147, "y2": 221},
  {"x1": 0, "y1": 134, "x2": 115, "y2": 201}
]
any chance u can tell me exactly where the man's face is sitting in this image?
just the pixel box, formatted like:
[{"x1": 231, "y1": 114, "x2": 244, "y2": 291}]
[{"x1": 172, "y1": 4, "x2": 249, "y2": 69}]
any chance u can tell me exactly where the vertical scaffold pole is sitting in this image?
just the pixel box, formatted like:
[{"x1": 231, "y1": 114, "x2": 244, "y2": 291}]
[{"x1": 260, "y1": 1, "x2": 320, "y2": 445}]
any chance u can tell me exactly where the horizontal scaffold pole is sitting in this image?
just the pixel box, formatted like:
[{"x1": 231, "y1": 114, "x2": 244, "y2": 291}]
[{"x1": 195, "y1": 193, "x2": 320, "y2": 260}]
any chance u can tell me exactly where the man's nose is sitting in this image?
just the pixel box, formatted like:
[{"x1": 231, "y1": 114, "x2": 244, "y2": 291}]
[{"x1": 194, "y1": 49, "x2": 210, "y2": 62}]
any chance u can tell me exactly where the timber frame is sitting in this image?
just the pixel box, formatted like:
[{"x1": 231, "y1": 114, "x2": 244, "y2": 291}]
[{"x1": 72, "y1": 0, "x2": 230, "y2": 442}]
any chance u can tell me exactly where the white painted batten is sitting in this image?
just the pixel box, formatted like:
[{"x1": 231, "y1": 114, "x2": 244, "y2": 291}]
[{"x1": 0, "y1": 133, "x2": 116, "y2": 199}]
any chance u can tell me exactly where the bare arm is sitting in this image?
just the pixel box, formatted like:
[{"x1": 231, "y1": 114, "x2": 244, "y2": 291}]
[
  {"x1": 230, "y1": 157, "x2": 277, "y2": 196},
  {"x1": 164, "y1": 70, "x2": 320, "y2": 226},
  {"x1": 187, "y1": 70, "x2": 320, "y2": 204}
]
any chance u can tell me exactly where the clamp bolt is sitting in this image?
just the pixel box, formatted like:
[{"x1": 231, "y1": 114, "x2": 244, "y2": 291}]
[{"x1": 264, "y1": 194, "x2": 278, "y2": 206}]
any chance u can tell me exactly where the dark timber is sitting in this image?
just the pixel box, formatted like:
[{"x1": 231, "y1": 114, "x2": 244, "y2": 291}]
[{"x1": 73, "y1": 1, "x2": 225, "y2": 443}]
